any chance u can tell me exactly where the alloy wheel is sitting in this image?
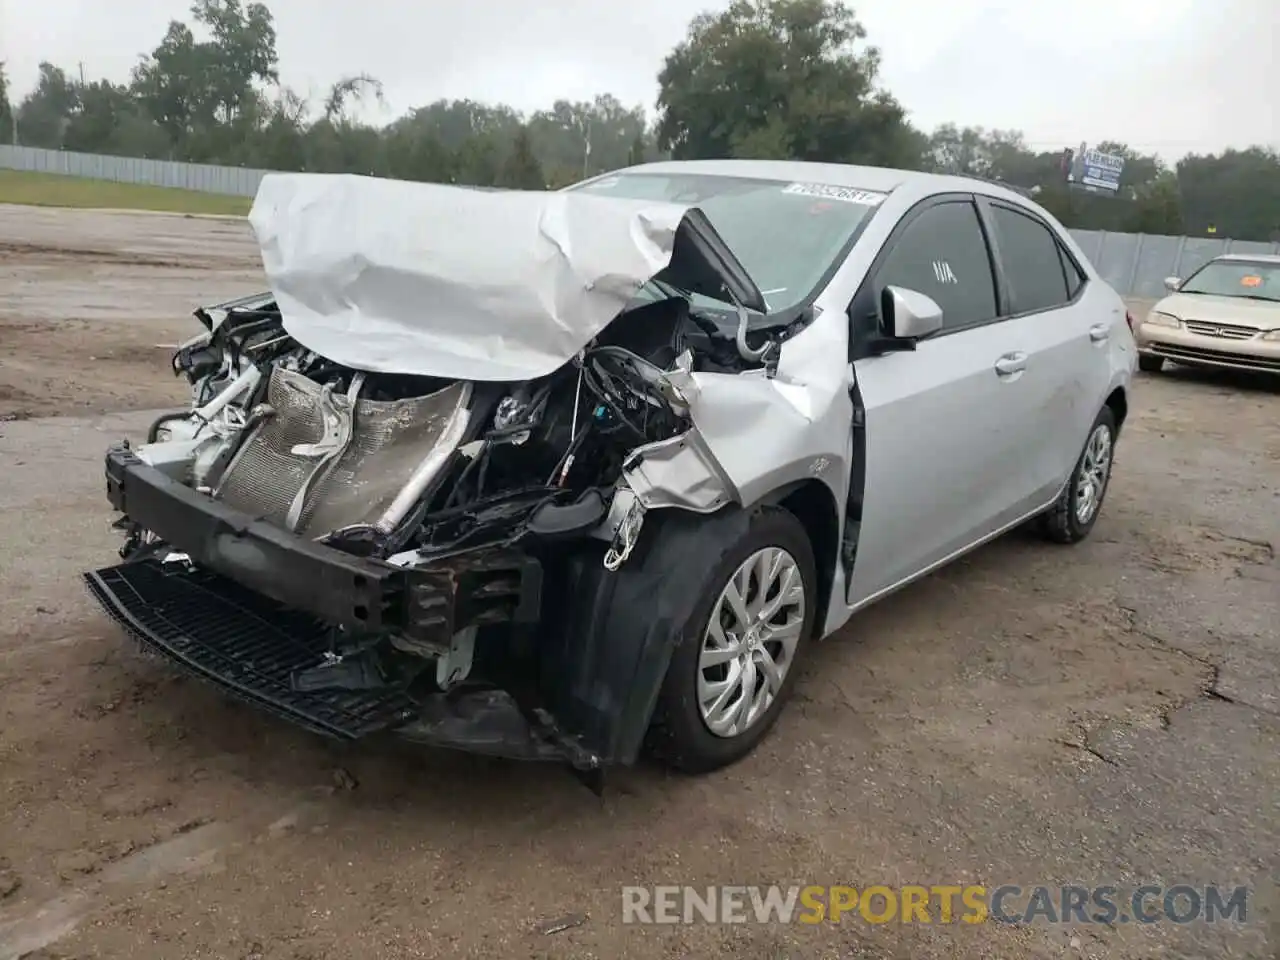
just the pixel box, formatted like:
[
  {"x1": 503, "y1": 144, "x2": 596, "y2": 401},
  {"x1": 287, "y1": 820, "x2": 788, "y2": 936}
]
[
  {"x1": 1075, "y1": 423, "x2": 1113, "y2": 525},
  {"x1": 697, "y1": 546, "x2": 807, "y2": 738}
]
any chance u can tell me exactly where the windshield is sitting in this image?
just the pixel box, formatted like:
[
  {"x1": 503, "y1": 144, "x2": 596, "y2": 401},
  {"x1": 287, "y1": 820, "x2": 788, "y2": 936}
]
[
  {"x1": 1179, "y1": 259, "x2": 1280, "y2": 302},
  {"x1": 570, "y1": 172, "x2": 884, "y2": 314}
]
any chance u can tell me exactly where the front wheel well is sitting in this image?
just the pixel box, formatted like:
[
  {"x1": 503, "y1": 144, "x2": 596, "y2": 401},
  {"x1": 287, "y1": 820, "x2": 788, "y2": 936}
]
[{"x1": 766, "y1": 480, "x2": 840, "y2": 638}]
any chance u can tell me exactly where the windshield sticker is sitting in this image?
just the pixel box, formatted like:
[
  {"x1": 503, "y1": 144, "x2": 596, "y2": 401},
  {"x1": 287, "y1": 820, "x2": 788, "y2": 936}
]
[
  {"x1": 1241, "y1": 275, "x2": 1262, "y2": 287},
  {"x1": 782, "y1": 182, "x2": 886, "y2": 205}
]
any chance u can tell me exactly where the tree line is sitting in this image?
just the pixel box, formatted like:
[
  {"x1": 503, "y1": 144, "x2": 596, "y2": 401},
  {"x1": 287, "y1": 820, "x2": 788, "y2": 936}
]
[{"x1": 2, "y1": 0, "x2": 1278, "y2": 241}]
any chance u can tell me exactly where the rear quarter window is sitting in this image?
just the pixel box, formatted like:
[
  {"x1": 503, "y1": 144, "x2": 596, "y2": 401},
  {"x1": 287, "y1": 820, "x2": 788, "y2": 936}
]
[{"x1": 1059, "y1": 245, "x2": 1086, "y2": 298}]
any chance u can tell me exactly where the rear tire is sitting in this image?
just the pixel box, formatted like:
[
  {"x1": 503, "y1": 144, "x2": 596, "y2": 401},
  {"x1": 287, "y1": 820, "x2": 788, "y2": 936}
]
[
  {"x1": 1138, "y1": 354, "x2": 1164, "y2": 373},
  {"x1": 646, "y1": 505, "x2": 816, "y2": 773},
  {"x1": 1039, "y1": 406, "x2": 1116, "y2": 545}
]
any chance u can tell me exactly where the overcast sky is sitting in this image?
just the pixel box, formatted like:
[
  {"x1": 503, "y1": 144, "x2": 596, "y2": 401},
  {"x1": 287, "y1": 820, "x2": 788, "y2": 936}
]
[{"x1": 2, "y1": 0, "x2": 1275, "y2": 160}]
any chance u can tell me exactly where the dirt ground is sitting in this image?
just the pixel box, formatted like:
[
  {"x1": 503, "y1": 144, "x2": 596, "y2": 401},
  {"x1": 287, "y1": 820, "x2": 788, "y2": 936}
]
[
  {"x1": 0, "y1": 206, "x2": 261, "y2": 421},
  {"x1": 0, "y1": 203, "x2": 1277, "y2": 960}
]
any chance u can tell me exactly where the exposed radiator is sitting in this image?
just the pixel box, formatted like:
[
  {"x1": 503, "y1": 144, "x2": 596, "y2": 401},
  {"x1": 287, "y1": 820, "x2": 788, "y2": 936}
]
[{"x1": 215, "y1": 366, "x2": 469, "y2": 537}]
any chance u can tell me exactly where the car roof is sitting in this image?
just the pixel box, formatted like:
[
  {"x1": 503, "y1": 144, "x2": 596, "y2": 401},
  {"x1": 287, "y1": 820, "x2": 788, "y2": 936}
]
[
  {"x1": 1212, "y1": 253, "x2": 1280, "y2": 264},
  {"x1": 608, "y1": 158, "x2": 1039, "y2": 206}
]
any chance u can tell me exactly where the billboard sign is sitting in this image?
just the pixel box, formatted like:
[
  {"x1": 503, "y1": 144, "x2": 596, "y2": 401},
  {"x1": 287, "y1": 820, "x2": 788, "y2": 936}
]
[{"x1": 1073, "y1": 144, "x2": 1126, "y2": 193}]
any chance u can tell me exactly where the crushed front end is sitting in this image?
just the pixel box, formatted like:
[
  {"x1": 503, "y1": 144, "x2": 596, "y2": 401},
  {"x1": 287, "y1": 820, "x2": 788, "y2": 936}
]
[
  {"x1": 84, "y1": 290, "x2": 776, "y2": 773},
  {"x1": 83, "y1": 174, "x2": 799, "y2": 775},
  {"x1": 82, "y1": 304, "x2": 609, "y2": 770}
]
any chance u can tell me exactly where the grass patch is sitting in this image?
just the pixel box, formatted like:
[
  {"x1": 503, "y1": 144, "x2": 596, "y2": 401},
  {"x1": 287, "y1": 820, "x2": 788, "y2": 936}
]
[{"x1": 0, "y1": 169, "x2": 250, "y2": 216}]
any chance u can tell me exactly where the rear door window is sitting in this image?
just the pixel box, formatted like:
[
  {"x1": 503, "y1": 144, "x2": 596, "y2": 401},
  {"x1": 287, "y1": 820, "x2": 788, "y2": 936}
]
[
  {"x1": 989, "y1": 205, "x2": 1073, "y2": 314},
  {"x1": 874, "y1": 200, "x2": 998, "y2": 330},
  {"x1": 1059, "y1": 245, "x2": 1086, "y2": 299}
]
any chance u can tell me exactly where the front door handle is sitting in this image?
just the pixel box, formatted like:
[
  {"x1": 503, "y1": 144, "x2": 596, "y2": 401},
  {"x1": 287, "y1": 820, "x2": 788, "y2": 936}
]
[
  {"x1": 994, "y1": 352, "x2": 1027, "y2": 376},
  {"x1": 1089, "y1": 323, "x2": 1110, "y2": 342}
]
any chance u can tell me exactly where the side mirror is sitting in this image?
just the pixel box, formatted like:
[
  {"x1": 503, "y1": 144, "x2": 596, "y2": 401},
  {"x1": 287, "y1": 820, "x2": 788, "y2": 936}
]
[
  {"x1": 1164, "y1": 276, "x2": 1181, "y2": 292},
  {"x1": 883, "y1": 285, "x2": 944, "y2": 339}
]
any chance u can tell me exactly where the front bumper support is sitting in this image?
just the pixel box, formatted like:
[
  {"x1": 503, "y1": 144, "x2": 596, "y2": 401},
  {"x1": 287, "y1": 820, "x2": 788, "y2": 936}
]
[
  {"x1": 102, "y1": 443, "x2": 542, "y2": 638},
  {"x1": 85, "y1": 559, "x2": 421, "y2": 739},
  {"x1": 85, "y1": 558, "x2": 600, "y2": 769},
  {"x1": 85, "y1": 444, "x2": 609, "y2": 766}
]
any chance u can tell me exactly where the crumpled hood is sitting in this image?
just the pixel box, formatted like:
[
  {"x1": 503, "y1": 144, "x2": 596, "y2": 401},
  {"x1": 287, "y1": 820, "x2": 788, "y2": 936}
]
[
  {"x1": 1154, "y1": 292, "x2": 1280, "y2": 330},
  {"x1": 248, "y1": 173, "x2": 762, "y2": 382}
]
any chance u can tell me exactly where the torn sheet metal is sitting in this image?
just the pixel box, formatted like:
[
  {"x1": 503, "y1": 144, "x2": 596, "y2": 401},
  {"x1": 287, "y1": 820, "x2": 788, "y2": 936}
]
[
  {"x1": 199, "y1": 291, "x2": 277, "y2": 332},
  {"x1": 621, "y1": 433, "x2": 735, "y2": 513},
  {"x1": 249, "y1": 173, "x2": 696, "y2": 382},
  {"x1": 617, "y1": 367, "x2": 849, "y2": 518},
  {"x1": 636, "y1": 294, "x2": 855, "y2": 514}
]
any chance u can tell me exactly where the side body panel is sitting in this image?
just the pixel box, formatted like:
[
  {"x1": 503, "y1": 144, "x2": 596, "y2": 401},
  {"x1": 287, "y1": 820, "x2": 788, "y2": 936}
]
[
  {"x1": 825, "y1": 184, "x2": 1133, "y2": 626},
  {"x1": 976, "y1": 198, "x2": 1122, "y2": 503},
  {"x1": 846, "y1": 323, "x2": 1041, "y2": 601},
  {"x1": 1008, "y1": 284, "x2": 1122, "y2": 502},
  {"x1": 1037, "y1": 209, "x2": 1137, "y2": 415}
]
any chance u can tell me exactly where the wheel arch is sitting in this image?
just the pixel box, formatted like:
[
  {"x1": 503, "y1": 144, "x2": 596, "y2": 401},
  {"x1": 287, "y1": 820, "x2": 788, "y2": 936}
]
[
  {"x1": 1105, "y1": 385, "x2": 1128, "y2": 437},
  {"x1": 537, "y1": 504, "x2": 756, "y2": 767},
  {"x1": 758, "y1": 479, "x2": 841, "y2": 640},
  {"x1": 538, "y1": 493, "x2": 832, "y2": 768}
]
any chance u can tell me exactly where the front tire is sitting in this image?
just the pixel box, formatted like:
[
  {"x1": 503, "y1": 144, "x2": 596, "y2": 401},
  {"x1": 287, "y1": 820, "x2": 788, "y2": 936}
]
[
  {"x1": 1138, "y1": 354, "x2": 1164, "y2": 373},
  {"x1": 1039, "y1": 405, "x2": 1117, "y2": 544},
  {"x1": 646, "y1": 505, "x2": 817, "y2": 773}
]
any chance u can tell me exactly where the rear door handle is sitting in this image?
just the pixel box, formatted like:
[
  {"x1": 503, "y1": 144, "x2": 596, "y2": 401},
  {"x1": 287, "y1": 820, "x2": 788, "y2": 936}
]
[
  {"x1": 994, "y1": 352, "x2": 1027, "y2": 376},
  {"x1": 1089, "y1": 323, "x2": 1110, "y2": 342}
]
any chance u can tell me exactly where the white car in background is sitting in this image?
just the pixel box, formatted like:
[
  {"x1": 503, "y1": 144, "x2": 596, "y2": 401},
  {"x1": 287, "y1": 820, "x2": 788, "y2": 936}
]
[{"x1": 1136, "y1": 254, "x2": 1280, "y2": 375}]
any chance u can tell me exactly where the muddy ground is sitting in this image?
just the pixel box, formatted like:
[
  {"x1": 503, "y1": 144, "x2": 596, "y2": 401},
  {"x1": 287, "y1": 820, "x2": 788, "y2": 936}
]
[{"x1": 0, "y1": 203, "x2": 1277, "y2": 960}]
